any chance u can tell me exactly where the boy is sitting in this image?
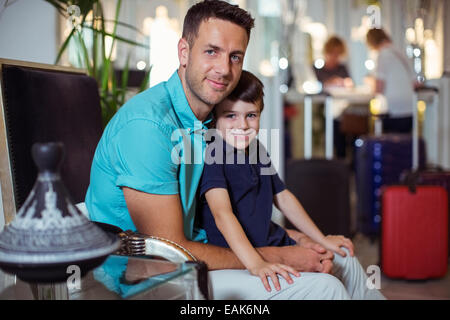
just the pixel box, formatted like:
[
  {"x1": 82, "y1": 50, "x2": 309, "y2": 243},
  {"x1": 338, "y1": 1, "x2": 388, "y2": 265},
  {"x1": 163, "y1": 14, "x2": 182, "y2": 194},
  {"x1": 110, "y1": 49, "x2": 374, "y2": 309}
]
[{"x1": 198, "y1": 71, "x2": 354, "y2": 292}]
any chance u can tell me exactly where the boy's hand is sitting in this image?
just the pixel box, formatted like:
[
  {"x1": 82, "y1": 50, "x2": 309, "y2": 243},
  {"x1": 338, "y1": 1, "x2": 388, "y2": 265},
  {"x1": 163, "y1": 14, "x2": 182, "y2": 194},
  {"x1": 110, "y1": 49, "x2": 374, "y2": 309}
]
[
  {"x1": 249, "y1": 262, "x2": 300, "y2": 292},
  {"x1": 321, "y1": 235, "x2": 354, "y2": 257}
]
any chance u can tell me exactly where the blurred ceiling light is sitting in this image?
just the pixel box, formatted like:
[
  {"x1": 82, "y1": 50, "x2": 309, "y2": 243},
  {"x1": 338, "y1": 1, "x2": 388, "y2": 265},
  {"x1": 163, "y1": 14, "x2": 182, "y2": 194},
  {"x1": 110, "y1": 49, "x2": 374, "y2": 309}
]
[
  {"x1": 365, "y1": 59, "x2": 375, "y2": 71},
  {"x1": 369, "y1": 98, "x2": 381, "y2": 115},
  {"x1": 405, "y1": 28, "x2": 416, "y2": 44},
  {"x1": 136, "y1": 60, "x2": 146, "y2": 70},
  {"x1": 278, "y1": 57, "x2": 289, "y2": 70},
  {"x1": 314, "y1": 58, "x2": 325, "y2": 69},
  {"x1": 301, "y1": 21, "x2": 327, "y2": 61},
  {"x1": 230, "y1": 0, "x2": 246, "y2": 9},
  {"x1": 417, "y1": 100, "x2": 426, "y2": 113},
  {"x1": 259, "y1": 59, "x2": 275, "y2": 77},
  {"x1": 351, "y1": 16, "x2": 371, "y2": 42},
  {"x1": 370, "y1": 95, "x2": 387, "y2": 115},
  {"x1": 258, "y1": 0, "x2": 281, "y2": 17},
  {"x1": 414, "y1": 18, "x2": 424, "y2": 46},
  {"x1": 424, "y1": 36, "x2": 441, "y2": 79},
  {"x1": 279, "y1": 84, "x2": 289, "y2": 94},
  {"x1": 424, "y1": 29, "x2": 433, "y2": 40},
  {"x1": 148, "y1": 5, "x2": 181, "y2": 87},
  {"x1": 302, "y1": 81, "x2": 322, "y2": 94},
  {"x1": 143, "y1": 17, "x2": 153, "y2": 36}
]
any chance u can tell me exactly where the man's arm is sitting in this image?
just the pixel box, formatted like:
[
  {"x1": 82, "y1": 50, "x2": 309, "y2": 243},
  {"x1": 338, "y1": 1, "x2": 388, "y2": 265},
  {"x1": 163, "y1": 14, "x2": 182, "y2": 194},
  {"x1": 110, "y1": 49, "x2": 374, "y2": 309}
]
[
  {"x1": 122, "y1": 187, "x2": 241, "y2": 270},
  {"x1": 122, "y1": 187, "x2": 332, "y2": 272}
]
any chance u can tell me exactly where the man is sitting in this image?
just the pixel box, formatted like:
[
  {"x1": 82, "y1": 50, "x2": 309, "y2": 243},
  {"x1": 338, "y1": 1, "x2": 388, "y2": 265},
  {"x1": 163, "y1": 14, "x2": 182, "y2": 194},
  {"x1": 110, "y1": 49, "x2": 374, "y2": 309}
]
[
  {"x1": 366, "y1": 28, "x2": 415, "y2": 133},
  {"x1": 86, "y1": 0, "x2": 384, "y2": 300}
]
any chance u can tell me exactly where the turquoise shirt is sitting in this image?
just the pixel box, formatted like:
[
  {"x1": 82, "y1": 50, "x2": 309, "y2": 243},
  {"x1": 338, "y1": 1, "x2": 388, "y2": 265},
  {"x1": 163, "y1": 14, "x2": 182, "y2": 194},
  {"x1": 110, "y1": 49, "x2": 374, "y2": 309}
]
[{"x1": 85, "y1": 71, "x2": 210, "y2": 242}]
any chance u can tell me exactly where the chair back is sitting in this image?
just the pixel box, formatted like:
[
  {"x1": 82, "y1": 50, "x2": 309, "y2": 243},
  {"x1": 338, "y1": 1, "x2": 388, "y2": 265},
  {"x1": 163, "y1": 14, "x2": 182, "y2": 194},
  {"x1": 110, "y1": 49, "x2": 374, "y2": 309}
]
[{"x1": 0, "y1": 58, "x2": 103, "y2": 224}]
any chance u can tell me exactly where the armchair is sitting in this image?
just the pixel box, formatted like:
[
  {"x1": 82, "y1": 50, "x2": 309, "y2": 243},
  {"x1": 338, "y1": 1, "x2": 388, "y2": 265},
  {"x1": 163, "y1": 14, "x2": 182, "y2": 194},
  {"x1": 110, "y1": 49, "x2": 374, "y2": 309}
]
[{"x1": 0, "y1": 59, "x2": 209, "y2": 299}]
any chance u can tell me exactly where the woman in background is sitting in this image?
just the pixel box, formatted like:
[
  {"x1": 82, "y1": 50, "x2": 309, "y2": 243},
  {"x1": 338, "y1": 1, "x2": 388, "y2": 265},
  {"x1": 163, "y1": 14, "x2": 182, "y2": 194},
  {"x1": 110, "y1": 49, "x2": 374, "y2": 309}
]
[
  {"x1": 313, "y1": 36, "x2": 353, "y2": 89},
  {"x1": 313, "y1": 36, "x2": 354, "y2": 158}
]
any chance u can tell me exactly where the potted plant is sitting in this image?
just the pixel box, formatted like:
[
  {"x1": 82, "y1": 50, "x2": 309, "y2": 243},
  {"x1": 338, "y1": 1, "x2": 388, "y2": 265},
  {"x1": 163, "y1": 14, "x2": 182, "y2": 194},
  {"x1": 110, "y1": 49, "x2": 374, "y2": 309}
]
[{"x1": 45, "y1": 0, "x2": 151, "y2": 127}]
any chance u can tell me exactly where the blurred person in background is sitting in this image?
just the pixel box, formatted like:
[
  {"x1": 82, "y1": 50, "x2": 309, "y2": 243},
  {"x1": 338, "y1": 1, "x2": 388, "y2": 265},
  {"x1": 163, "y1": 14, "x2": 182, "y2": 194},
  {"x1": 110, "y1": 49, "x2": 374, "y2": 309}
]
[
  {"x1": 313, "y1": 36, "x2": 353, "y2": 89},
  {"x1": 313, "y1": 36, "x2": 354, "y2": 159},
  {"x1": 366, "y1": 28, "x2": 415, "y2": 133}
]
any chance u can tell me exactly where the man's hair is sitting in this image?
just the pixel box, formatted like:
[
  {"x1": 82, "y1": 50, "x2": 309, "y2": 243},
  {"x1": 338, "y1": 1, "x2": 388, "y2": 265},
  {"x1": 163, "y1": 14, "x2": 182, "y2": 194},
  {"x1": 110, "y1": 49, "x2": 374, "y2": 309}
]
[
  {"x1": 226, "y1": 70, "x2": 265, "y2": 112},
  {"x1": 323, "y1": 36, "x2": 347, "y2": 56},
  {"x1": 182, "y1": 0, "x2": 255, "y2": 47},
  {"x1": 366, "y1": 28, "x2": 391, "y2": 49}
]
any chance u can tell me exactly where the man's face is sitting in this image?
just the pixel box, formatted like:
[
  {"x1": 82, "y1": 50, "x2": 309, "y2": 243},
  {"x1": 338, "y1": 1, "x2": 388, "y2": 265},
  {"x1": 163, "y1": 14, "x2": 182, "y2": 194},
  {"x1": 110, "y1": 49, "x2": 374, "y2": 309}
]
[{"x1": 180, "y1": 18, "x2": 249, "y2": 108}]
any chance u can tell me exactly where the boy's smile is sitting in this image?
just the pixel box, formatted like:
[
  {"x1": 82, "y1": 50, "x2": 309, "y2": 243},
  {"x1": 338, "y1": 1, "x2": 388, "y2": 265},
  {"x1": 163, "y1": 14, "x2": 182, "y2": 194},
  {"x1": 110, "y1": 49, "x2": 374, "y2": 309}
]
[{"x1": 214, "y1": 98, "x2": 261, "y2": 150}]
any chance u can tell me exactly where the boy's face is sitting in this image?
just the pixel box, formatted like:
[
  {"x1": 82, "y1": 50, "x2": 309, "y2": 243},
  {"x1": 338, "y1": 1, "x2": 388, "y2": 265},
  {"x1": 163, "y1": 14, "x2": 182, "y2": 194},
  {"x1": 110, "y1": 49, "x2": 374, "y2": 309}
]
[{"x1": 214, "y1": 99, "x2": 261, "y2": 150}]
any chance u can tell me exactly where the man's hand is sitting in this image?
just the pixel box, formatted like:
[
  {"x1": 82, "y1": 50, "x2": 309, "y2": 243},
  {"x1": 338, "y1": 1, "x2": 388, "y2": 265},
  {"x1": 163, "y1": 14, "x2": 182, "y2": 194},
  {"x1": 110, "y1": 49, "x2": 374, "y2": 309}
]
[
  {"x1": 271, "y1": 245, "x2": 334, "y2": 274},
  {"x1": 285, "y1": 229, "x2": 328, "y2": 254},
  {"x1": 321, "y1": 235, "x2": 355, "y2": 257},
  {"x1": 284, "y1": 229, "x2": 334, "y2": 273}
]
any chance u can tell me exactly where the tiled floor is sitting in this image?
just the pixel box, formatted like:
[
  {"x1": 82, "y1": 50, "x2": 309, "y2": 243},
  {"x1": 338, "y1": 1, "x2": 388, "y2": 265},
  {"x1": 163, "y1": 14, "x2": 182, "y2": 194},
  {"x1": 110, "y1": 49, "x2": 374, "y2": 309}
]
[{"x1": 353, "y1": 232, "x2": 450, "y2": 300}]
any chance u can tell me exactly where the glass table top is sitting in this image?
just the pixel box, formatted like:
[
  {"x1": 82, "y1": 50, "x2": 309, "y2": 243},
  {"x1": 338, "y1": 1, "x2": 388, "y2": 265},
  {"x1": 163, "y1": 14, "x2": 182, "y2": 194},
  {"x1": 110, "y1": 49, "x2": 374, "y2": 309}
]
[{"x1": 0, "y1": 255, "x2": 202, "y2": 300}]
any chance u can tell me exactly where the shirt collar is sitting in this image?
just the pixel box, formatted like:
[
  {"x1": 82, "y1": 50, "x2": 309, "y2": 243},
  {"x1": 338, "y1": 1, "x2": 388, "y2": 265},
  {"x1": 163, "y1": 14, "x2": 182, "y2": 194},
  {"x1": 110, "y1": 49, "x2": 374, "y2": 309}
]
[{"x1": 167, "y1": 70, "x2": 212, "y2": 134}]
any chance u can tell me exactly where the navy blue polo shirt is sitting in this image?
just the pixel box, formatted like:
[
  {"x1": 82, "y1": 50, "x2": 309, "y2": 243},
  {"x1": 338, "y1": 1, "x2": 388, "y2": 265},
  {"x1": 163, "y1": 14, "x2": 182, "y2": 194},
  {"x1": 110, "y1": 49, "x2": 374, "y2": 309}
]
[{"x1": 198, "y1": 138, "x2": 296, "y2": 248}]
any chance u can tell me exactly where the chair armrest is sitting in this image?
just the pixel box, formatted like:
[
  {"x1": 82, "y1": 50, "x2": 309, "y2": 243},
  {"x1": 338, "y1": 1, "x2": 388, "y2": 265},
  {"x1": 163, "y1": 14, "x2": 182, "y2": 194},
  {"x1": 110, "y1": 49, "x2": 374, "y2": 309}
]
[{"x1": 116, "y1": 230, "x2": 196, "y2": 262}]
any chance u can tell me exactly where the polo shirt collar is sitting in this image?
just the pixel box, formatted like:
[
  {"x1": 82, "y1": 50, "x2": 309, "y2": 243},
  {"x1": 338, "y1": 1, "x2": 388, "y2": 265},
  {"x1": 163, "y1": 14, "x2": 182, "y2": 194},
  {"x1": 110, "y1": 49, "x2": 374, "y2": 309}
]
[{"x1": 167, "y1": 71, "x2": 212, "y2": 133}]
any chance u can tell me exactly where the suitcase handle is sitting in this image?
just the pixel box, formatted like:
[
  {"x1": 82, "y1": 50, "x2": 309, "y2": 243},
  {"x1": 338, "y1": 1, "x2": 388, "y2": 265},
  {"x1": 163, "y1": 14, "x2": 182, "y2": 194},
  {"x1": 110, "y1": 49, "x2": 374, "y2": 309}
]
[
  {"x1": 399, "y1": 170, "x2": 420, "y2": 194},
  {"x1": 412, "y1": 87, "x2": 439, "y2": 170}
]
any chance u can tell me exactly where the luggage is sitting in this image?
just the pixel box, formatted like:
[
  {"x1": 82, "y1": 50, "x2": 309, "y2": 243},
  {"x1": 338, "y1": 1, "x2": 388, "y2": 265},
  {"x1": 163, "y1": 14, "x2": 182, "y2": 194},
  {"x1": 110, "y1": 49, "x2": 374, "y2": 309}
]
[
  {"x1": 381, "y1": 87, "x2": 449, "y2": 279},
  {"x1": 412, "y1": 169, "x2": 450, "y2": 256},
  {"x1": 285, "y1": 93, "x2": 351, "y2": 237},
  {"x1": 381, "y1": 184, "x2": 448, "y2": 279},
  {"x1": 286, "y1": 158, "x2": 351, "y2": 237},
  {"x1": 339, "y1": 105, "x2": 370, "y2": 136},
  {"x1": 354, "y1": 134, "x2": 426, "y2": 236}
]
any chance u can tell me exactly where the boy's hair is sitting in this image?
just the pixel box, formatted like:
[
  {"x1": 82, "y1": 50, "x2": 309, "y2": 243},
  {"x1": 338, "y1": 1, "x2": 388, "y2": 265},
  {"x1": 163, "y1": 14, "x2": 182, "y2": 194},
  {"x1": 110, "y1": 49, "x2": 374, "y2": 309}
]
[
  {"x1": 226, "y1": 70, "x2": 264, "y2": 112},
  {"x1": 182, "y1": 0, "x2": 255, "y2": 47}
]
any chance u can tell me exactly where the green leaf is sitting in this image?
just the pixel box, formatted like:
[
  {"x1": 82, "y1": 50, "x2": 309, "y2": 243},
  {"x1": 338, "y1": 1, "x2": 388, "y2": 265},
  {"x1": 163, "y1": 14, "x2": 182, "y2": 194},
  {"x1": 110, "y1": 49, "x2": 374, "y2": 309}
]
[
  {"x1": 54, "y1": 12, "x2": 88, "y2": 64},
  {"x1": 83, "y1": 25, "x2": 150, "y2": 48},
  {"x1": 75, "y1": 30, "x2": 93, "y2": 75},
  {"x1": 84, "y1": 18, "x2": 146, "y2": 36},
  {"x1": 139, "y1": 65, "x2": 152, "y2": 93},
  {"x1": 120, "y1": 53, "x2": 131, "y2": 105}
]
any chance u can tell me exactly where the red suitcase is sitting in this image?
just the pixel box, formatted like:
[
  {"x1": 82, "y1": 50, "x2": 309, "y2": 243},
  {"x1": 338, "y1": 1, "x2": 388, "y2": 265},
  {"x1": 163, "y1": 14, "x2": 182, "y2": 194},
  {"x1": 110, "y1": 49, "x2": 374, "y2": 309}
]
[
  {"x1": 381, "y1": 185, "x2": 448, "y2": 279},
  {"x1": 381, "y1": 87, "x2": 449, "y2": 279},
  {"x1": 418, "y1": 171, "x2": 450, "y2": 256}
]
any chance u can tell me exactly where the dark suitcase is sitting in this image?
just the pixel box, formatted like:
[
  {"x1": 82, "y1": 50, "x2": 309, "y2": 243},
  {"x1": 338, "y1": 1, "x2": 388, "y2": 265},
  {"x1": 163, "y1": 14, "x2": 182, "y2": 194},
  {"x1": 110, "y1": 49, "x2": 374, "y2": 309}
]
[
  {"x1": 285, "y1": 93, "x2": 351, "y2": 237},
  {"x1": 354, "y1": 134, "x2": 426, "y2": 236},
  {"x1": 286, "y1": 159, "x2": 351, "y2": 237}
]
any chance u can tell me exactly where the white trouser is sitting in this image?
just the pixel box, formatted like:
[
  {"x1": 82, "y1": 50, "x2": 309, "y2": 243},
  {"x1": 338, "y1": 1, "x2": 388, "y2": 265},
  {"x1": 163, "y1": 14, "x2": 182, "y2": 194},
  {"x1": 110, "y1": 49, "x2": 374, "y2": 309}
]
[{"x1": 208, "y1": 248, "x2": 386, "y2": 300}]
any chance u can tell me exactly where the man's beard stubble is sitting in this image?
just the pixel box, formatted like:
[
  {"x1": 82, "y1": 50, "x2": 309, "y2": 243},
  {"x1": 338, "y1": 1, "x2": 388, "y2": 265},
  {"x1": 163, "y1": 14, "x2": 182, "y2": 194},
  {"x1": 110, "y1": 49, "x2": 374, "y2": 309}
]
[{"x1": 184, "y1": 65, "x2": 232, "y2": 107}]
